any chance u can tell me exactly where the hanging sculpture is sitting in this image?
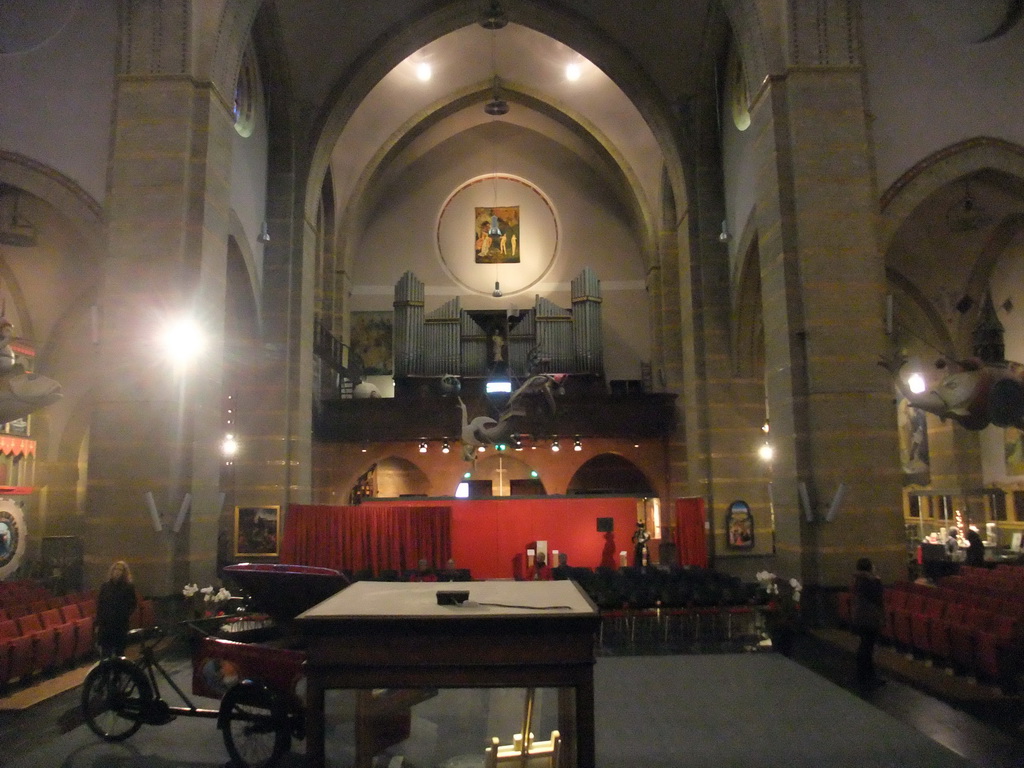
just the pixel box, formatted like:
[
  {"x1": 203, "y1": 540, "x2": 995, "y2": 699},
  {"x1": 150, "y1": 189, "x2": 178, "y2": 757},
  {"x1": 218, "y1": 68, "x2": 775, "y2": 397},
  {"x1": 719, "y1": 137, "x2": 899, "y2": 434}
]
[
  {"x1": 456, "y1": 373, "x2": 565, "y2": 460},
  {"x1": 880, "y1": 351, "x2": 1024, "y2": 430},
  {"x1": 0, "y1": 319, "x2": 61, "y2": 425}
]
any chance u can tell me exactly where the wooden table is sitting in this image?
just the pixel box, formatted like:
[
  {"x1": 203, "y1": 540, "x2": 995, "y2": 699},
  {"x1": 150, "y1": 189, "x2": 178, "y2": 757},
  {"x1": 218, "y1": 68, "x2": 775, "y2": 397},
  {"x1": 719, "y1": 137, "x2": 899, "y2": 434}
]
[{"x1": 296, "y1": 580, "x2": 600, "y2": 768}]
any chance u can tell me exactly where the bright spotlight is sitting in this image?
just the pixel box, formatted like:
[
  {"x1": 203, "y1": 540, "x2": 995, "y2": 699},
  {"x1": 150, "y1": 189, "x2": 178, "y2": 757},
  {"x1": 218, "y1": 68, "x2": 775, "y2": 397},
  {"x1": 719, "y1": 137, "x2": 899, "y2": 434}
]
[
  {"x1": 907, "y1": 372, "x2": 927, "y2": 394},
  {"x1": 565, "y1": 63, "x2": 581, "y2": 81},
  {"x1": 758, "y1": 443, "x2": 774, "y2": 462},
  {"x1": 221, "y1": 433, "x2": 239, "y2": 457},
  {"x1": 159, "y1": 315, "x2": 206, "y2": 370},
  {"x1": 416, "y1": 62, "x2": 432, "y2": 82}
]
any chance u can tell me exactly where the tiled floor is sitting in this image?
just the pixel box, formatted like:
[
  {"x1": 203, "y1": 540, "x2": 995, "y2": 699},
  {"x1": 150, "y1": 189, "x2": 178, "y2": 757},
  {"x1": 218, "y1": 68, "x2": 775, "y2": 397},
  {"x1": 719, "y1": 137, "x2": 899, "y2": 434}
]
[{"x1": 0, "y1": 622, "x2": 1021, "y2": 767}]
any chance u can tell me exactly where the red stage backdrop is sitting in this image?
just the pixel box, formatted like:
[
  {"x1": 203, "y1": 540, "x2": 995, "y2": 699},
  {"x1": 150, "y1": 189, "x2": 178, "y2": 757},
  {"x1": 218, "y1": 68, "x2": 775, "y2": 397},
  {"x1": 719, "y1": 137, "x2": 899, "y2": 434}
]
[{"x1": 284, "y1": 497, "x2": 647, "y2": 579}]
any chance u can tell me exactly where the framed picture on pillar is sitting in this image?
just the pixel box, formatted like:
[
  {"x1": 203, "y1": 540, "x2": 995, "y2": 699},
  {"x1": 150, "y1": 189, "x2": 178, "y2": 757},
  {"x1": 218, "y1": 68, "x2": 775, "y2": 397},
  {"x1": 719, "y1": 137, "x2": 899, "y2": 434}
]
[
  {"x1": 233, "y1": 506, "x2": 281, "y2": 558},
  {"x1": 725, "y1": 500, "x2": 754, "y2": 549}
]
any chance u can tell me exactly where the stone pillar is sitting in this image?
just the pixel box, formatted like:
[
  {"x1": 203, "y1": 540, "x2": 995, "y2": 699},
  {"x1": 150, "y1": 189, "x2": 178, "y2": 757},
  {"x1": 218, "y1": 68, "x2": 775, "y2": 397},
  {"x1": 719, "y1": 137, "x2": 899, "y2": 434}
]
[
  {"x1": 86, "y1": 67, "x2": 232, "y2": 594},
  {"x1": 750, "y1": 64, "x2": 906, "y2": 586}
]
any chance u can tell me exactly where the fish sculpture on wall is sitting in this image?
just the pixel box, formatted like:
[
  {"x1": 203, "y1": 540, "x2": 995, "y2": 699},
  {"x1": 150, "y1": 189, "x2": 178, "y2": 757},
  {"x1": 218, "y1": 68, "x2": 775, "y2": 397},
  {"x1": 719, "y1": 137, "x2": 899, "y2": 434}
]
[{"x1": 880, "y1": 350, "x2": 1024, "y2": 430}]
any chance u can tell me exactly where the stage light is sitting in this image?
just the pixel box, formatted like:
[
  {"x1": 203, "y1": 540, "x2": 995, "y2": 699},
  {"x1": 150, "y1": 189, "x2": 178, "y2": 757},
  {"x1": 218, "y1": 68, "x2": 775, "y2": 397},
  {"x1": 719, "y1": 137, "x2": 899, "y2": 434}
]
[
  {"x1": 907, "y1": 372, "x2": 926, "y2": 394},
  {"x1": 221, "y1": 433, "x2": 239, "y2": 458},
  {"x1": 478, "y1": 445, "x2": 486, "y2": 453},
  {"x1": 573, "y1": 438, "x2": 582, "y2": 451},
  {"x1": 442, "y1": 440, "x2": 450, "y2": 454},
  {"x1": 159, "y1": 314, "x2": 206, "y2": 372},
  {"x1": 758, "y1": 442, "x2": 774, "y2": 462},
  {"x1": 419, "y1": 441, "x2": 428, "y2": 453},
  {"x1": 551, "y1": 439, "x2": 560, "y2": 452},
  {"x1": 530, "y1": 470, "x2": 539, "y2": 478},
  {"x1": 486, "y1": 380, "x2": 512, "y2": 394},
  {"x1": 495, "y1": 442, "x2": 507, "y2": 451}
]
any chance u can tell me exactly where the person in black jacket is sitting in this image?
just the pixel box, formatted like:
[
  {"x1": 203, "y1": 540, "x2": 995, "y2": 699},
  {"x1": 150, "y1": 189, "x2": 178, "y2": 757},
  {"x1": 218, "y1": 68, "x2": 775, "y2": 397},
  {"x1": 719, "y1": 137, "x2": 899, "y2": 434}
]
[
  {"x1": 850, "y1": 557, "x2": 885, "y2": 688},
  {"x1": 96, "y1": 560, "x2": 138, "y2": 657},
  {"x1": 965, "y1": 526, "x2": 985, "y2": 567}
]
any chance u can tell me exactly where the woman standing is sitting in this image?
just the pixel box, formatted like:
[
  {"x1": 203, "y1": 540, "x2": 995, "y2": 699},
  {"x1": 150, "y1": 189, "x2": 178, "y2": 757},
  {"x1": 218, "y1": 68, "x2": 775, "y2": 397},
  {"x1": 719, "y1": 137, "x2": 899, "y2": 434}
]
[{"x1": 95, "y1": 560, "x2": 138, "y2": 658}]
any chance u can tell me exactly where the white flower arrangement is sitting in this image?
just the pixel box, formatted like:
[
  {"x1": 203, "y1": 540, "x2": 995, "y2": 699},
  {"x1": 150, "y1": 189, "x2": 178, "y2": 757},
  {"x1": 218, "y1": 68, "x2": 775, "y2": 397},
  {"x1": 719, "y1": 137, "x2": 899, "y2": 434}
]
[{"x1": 182, "y1": 584, "x2": 233, "y2": 617}]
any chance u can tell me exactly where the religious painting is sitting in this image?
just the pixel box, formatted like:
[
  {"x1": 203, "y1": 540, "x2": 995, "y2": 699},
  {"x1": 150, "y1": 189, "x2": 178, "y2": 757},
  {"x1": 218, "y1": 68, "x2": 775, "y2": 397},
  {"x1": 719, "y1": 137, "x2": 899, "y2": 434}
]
[
  {"x1": 725, "y1": 500, "x2": 754, "y2": 549},
  {"x1": 897, "y1": 397, "x2": 929, "y2": 477},
  {"x1": 475, "y1": 206, "x2": 520, "y2": 263},
  {"x1": 350, "y1": 311, "x2": 393, "y2": 375},
  {"x1": 233, "y1": 505, "x2": 281, "y2": 557},
  {"x1": 1005, "y1": 426, "x2": 1024, "y2": 476}
]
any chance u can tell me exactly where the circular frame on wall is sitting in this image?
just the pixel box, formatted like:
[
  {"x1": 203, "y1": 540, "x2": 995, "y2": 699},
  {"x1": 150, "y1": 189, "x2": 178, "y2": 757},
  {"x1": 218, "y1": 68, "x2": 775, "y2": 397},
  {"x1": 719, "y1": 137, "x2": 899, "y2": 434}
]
[
  {"x1": 0, "y1": 499, "x2": 26, "y2": 579},
  {"x1": 436, "y1": 174, "x2": 560, "y2": 297}
]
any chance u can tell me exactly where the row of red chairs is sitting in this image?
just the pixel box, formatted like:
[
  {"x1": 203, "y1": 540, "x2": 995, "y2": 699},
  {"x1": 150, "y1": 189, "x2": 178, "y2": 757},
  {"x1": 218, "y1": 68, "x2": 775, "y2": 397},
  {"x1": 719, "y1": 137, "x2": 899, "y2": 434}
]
[
  {"x1": 0, "y1": 590, "x2": 97, "y2": 622},
  {"x1": 837, "y1": 581, "x2": 1024, "y2": 690},
  {"x1": 0, "y1": 597, "x2": 156, "y2": 689}
]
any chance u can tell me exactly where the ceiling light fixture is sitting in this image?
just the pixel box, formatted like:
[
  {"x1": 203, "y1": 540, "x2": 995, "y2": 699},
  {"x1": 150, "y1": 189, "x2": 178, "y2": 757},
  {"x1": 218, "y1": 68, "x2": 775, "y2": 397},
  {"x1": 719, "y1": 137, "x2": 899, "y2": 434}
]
[
  {"x1": 573, "y1": 438, "x2": 582, "y2": 451},
  {"x1": 258, "y1": 220, "x2": 270, "y2": 243},
  {"x1": 484, "y1": 76, "x2": 509, "y2": 116},
  {"x1": 419, "y1": 441, "x2": 428, "y2": 453},
  {"x1": 415, "y1": 62, "x2": 432, "y2": 81},
  {"x1": 946, "y1": 177, "x2": 992, "y2": 233},
  {"x1": 478, "y1": 0, "x2": 508, "y2": 30},
  {"x1": 566, "y1": 62, "x2": 581, "y2": 81},
  {"x1": 442, "y1": 440, "x2": 450, "y2": 454},
  {"x1": 551, "y1": 439, "x2": 560, "y2": 452}
]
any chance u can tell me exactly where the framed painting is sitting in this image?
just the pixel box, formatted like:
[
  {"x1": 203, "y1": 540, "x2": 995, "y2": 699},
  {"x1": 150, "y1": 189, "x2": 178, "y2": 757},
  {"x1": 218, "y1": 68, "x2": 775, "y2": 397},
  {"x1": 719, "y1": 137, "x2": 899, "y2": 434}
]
[
  {"x1": 725, "y1": 500, "x2": 754, "y2": 549},
  {"x1": 350, "y1": 311, "x2": 394, "y2": 375},
  {"x1": 475, "y1": 206, "x2": 520, "y2": 263},
  {"x1": 233, "y1": 505, "x2": 281, "y2": 558}
]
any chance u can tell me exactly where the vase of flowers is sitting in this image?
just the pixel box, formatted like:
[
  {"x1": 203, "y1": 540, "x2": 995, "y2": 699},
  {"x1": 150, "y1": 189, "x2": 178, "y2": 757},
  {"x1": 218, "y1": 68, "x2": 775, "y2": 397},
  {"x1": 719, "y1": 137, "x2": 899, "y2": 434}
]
[
  {"x1": 182, "y1": 583, "x2": 233, "y2": 620},
  {"x1": 755, "y1": 570, "x2": 802, "y2": 656}
]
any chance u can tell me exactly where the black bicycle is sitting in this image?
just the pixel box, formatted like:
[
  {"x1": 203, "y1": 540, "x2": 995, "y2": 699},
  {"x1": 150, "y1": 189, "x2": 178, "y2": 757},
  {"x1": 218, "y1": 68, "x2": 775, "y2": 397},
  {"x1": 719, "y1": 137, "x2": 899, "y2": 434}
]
[{"x1": 81, "y1": 623, "x2": 302, "y2": 768}]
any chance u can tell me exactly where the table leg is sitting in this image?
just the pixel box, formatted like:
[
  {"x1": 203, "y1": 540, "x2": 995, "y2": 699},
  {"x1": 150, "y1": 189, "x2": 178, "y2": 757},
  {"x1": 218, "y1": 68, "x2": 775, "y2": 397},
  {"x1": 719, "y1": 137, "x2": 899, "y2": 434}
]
[
  {"x1": 575, "y1": 676, "x2": 595, "y2": 768},
  {"x1": 557, "y1": 687, "x2": 576, "y2": 767},
  {"x1": 306, "y1": 680, "x2": 326, "y2": 768}
]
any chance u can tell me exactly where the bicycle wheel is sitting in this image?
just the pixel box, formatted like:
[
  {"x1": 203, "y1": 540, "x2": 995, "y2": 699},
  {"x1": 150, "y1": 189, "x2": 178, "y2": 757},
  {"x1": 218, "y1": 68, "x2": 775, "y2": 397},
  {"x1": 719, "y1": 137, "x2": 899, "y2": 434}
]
[
  {"x1": 221, "y1": 682, "x2": 291, "y2": 768},
  {"x1": 81, "y1": 658, "x2": 152, "y2": 741}
]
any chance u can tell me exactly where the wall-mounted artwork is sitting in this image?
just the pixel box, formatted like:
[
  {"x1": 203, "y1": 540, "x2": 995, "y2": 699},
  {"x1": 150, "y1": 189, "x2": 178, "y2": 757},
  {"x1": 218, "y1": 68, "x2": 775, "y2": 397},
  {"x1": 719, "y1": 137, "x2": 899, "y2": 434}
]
[
  {"x1": 475, "y1": 206, "x2": 520, "y2": 263},
  {"x1": 233, "y1": 506, "x2": 280, "y2": 558},
  {"x1": 351, "y1": 311, "x2": 393, "y2": 375},
  {"x1": 897, "y1": 397, "x2": 929, "y2": 477},
  {"x1": 1005, "y1": 427, "x2": 1024, "y2": 476},
  {"x1": 725, "y1": 500, "x2": 754, "y2": 549}
]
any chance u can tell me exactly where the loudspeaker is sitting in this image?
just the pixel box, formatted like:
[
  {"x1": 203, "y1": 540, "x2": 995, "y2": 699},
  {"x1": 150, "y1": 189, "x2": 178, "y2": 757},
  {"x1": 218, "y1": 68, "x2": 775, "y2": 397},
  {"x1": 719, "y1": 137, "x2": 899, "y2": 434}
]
[{"x1": 596, "y1": 517, "x2": 613, "y2": 533}]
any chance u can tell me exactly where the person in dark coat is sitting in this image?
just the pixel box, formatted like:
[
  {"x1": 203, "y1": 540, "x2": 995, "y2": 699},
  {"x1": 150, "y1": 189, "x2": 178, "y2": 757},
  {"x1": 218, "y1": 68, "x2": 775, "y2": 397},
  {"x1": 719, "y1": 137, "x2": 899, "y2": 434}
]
[
  {"x1": 965, "y1": 526, "x2": 985, "y2": 567},
  {"x1": 96, "y1": 560, "x2": 138, "y2": 657},
  {"x1": 850, "y1": 557, "x2": 885, "y2": 688}
]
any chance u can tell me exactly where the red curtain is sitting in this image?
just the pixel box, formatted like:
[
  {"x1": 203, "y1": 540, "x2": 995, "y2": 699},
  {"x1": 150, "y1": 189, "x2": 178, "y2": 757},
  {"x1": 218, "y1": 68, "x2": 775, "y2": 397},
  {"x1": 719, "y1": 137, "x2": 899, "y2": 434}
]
[
  {"x1": 673, "y1": 497, "x2": 708, "y2": 568},
  {"x1": 279, "y1": 504, "x2": 452, "y2": 574}
]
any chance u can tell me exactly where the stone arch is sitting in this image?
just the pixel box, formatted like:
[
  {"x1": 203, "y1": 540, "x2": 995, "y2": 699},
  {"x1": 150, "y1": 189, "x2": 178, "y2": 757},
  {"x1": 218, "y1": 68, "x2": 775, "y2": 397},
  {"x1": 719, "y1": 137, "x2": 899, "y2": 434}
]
[
  {"x1": 0, "y1": 151, "x2": 103, "y2": 251},
  {"x1": 879, "y1": 138, "x2": 1024, "y2": 253},
  {"x1": 731, "y1": 230, "x2": 764, "y2": 379},
  {"x1": 567, "y1": 453, "x2": 654, "y2": 495},
  {"x1": 302, "y1": 0, "x2": 687, "y2": 263},
  {"x1": 374, "y1": 456, "x2": 431, "y2": 498}
]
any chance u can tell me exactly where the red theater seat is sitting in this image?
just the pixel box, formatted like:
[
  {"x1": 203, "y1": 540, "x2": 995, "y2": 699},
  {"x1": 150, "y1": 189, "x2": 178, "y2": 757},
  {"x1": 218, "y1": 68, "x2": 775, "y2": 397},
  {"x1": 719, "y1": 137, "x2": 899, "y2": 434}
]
[
  {"x1": 910, "y1": 597, "x2": 945, "y2": 656},
  {"x1": 16, "y1": 613, "x2": 58, "y2": 674},
  {"x1": 0, "y1": 619, "x2": 35, "y2": 683},
  {"x1": 59, "y1": 603, "x2": 95, "y2": 661},
  {"x1": 40, "y1": 608, "x2": 76, "y2": 667}
]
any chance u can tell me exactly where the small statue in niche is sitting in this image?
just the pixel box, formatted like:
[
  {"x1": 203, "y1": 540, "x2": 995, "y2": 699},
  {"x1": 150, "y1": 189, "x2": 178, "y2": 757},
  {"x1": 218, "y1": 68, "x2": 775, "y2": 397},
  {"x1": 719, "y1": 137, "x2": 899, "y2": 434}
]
[{"x1": 491, "y1": 329, "x2": 505, "y2": 363}]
